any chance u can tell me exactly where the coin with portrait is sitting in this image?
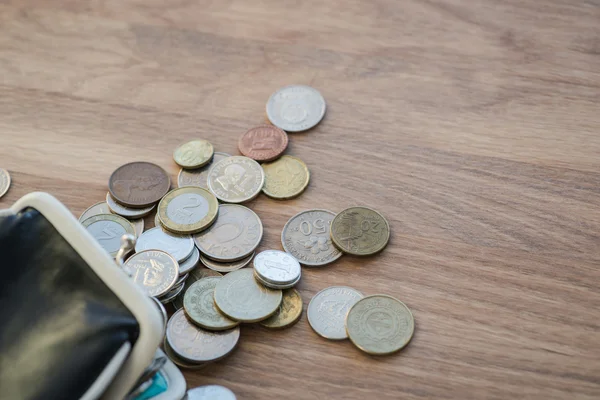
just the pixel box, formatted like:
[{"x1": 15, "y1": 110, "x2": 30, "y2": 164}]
[
  {"x1": 207, "y1": 156, "x2": 264, "y2": 203},
  {"x1": 266, "y1": 85, "x2": 326, "y2": 132},
  {"x1": 108, "y1": 162, "x2": 170, "y2": 208},
  {"x1": 125, "y1": 250, "x2": 179, "y2": 297}
]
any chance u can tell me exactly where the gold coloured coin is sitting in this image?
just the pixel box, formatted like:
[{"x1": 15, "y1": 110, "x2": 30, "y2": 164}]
[
  {"x1": 260, "y1": 289, "x2": 303, "y2": 329},
  {"x1": 172, "y1": 267, "x2": 223, "y2": 311},
  {"x1": 199, "y1": 252, "x2": 254, "y2": 273},
  {"x1": 125, "y1": 250, "x2": 179, "y2": 297},
  {"x1": 346, "y1": 295, "x2": 415, "y2": 355},
  {"x1": 213, "y1": 269, "x2": 282, "y2": 323},
  {"x1": 207, "y1": 156, "x2": 264, "y2": 203},
  {"x1": 173, "y1": 140, "x2": 214, "y2": 169},
  {"x1": 330, "y1": 207, "x2": 390, "y2": 256},
  {"x1": 183, "y1": 277, "x2": 239, "y2": 331},
  {"x1": 0, "y1": 168, "x2": 10, "y2": 199},
  {"x1": 157, "y1": 187, "x2": 219, "y2": 234},
  {"x1": 81, "y1": 214, "x2": 136, "y2": 257},
  {"x1": 261, "y1": 156, "x2": 310, "y2": 199},
  {"x1": 163, "y1": 340, "x2": 207, "y2": 370}
]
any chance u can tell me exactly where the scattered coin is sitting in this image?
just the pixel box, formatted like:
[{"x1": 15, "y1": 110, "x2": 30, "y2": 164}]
[
  {"x1": 184, "y1": 277, "x2": 240, "y2": 331},
  {"x1": 135, "y1": 226, "x2": 195, "y2": 263},
  {"x1": 199, "y1": 252, "x2": 254, "y2": 273},
  {"x1": 187, "y1": 385, "x2": 236, "y2": 400},
  {"x1": 266, "y1": 85, "x2": 326, "y2": 132},
  {"x1": 261, "y1": 156, "x2": 310, "y2": 199},
  {"x1": 254, "y1": 271, "x2": 301, "y2": 290},
  {"x1": 178, "y1": 152, "x2": 230, "y2": 190},
  {"x1": 207, "y1": 156, "x2": 265, "y2": 203},
  {"x1": 81, "y1": 214, "x2": 136, "y2": 257},
  {"x1": 157, "y1": 187, "x2": 219, "y2": 234},
  {"x1": 173, "y1": 267, "x2": 223, "y2": 310},
  {"x1": 173, "y1": 140, "x2": 214, "y2": 169},
  {"x1": 166, "y1": 309, "x2": 240, "y2": 363},
  {"x1": 281, "y1": 209, "x2": 342, "y2": 266},
  {"x1": 346, "y1": 295, "x2": 414, "y2": 355},
  {"x1": 307, "y1": 286, "x2": 363, "y2": 340},
  {"x1": 79, "y1": 201, "x2": 111, "y2": 222},
  {"x1": 125, "y1": 250, "x2": 179, "y2": 297},
  {"x1": 0, "y1": 168, "x2": 10, "y2": 199},
  {"x1": 163, "y1": 339, "x2": 207, "y2": 370},
  {"x1": 253, "y1": 250, "x2": 301, "y2": 288},
  {"x1": 105, "y1": 192, "x2": 155, "y2": 218},
  {"x1": 260, "y1": 289, "x2": 303, "y2": 329},
  {"x1": 178, "y1": 247, "x2": 200, "y2": 275},
  {"x1": 213, "y1": 269, "x2": 282, "y2": 323},
  {"x1": 330, "y1": 207, "x2": 390, "y2": 256},
  {"x1": 193, "y1": 204, "x2": 262, "y2": 262},
  {"x1": 108, "y1": 162, "x2": 170, "y2": 208},
  {"x1": 238, "y1": 125, "x2": 288, "y2": 162}
]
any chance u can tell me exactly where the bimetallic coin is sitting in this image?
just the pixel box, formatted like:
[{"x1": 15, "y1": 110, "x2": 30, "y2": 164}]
[
  {"x1": 307, "y1": 286, "x2": 363, "y2": 340},
  {"x1": 346, "y1": 295, "x2": 415, "y2": 355},
  {"x1": 106, "y1": 192, "x2": 155, "y2": 218},
  {"x1": 262, "y1": 156, "x2": 310, "y2": 199},
  {"x1": 184, "y1": 277, "x2": 239, "y2": 331},
  {"x1": 238, "y1": 125, "x2": 288, "y2": 162},
  {"x1": 173, "y1": 268, "x2": 223, "y2": 310},
  {"x1": 281, "y1": 209, "x2": 342, "y2": 267},
  {"x1": 254, "y1": 270, "x2": 301, "y2": 290},
  {"x1": 178, "y1": 152, "x2": 230, "y2": 190},
  {"x1": 260, "y1": 289, "x2": 303, "y2": 329},
  {"x1": 157, "y1": 187, "x2": 219, "y2": 234},
  {"x1": 187, "y1": 385, "x2": 237, "y2": 400},
  {"x1": 207, "y1": 156, "x2": 264, "y2": 203},
  {"x1": 0, "y1": 168, "x2": 10, "y2": 199},
  {"x1": 200, "y1": 252, "x2": 254, "y2": 273},
  {"x1": 213, "y1": 269, "x2": 282, "y2": 323},
  {"x1": 79, "y1": 201, "x2": 111, "y2": 222},
  {"x1": 193, "y1": 204, "x2": 262, "y2": 262},
  {"x1": 108, "y1": 162, "x2": 170, "y2": 208},
  {"x1": 163, "y1": 340, "x2": 207, "y2": 370},
  {"x1": 330, "y1": 207, "x2": 390, "y2": 256},
  {"x1": 179, "y1": 247, "x2": 200, "y2": 275},
  {"x1": 135, "y1": 227, "x2": 194, "y2": 263},
  {"x1": 266, "y1": 85, "x2": 326, "y2": 132},
  {"x1": 173, "y1": 140, "x2": 214, "y2": 169},
  {"x1": 253, "y1": 250, "x2": 301, "y2": 285},
  {"x1": 125, "y1": 250, "x2": 179, "y2": 297},
  {"x1": 154, "y1": 212, "x2": 162, "y2": 228},
  {"x1": 166, "y1": 309, "x2": 240, "y2": 363},
  {"x1": 82, "y1": 214, "x2": 135, "y2": 257}
]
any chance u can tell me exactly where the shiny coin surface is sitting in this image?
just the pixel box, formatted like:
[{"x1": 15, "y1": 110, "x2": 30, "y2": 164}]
[
  {"x1": 106, "y1": 192, "x2": 155, "y2": 218},
  {"x1": 253, "y1": 250, "x2": 301, "y2": 285},
  {"x1": 157, "y1": 187, "x2": 219, "y2": 234},
  {"x1": 200, "y1": 252, "x2": 254, "y2": 273},
  {"x1": 131, "y1": 218, "x2": 144, "y2": 238},
  {"x1": 330, "y1": 207, "x2": 390, "y2": 256},
  {"x1": 307, "y1": 286, "x2": 363, "y2": 340},
  {"x1": 173, "y1": 140, "x2": 214, "y2": 169},
  {"x1": 346, "y1": 295, "x2": 415, "y2": 355},
  {"x1": 173, "y1": 267, "x2": 223, "y2": 310},
  {"x1": 213, "y1": 269, "x2": 282, "y2": 323},
  {"x1": 79, "y1": 201, "x2": 111, "y2": 222},
  {"x1": 178, "y1": 247, "x2": 200, "y2": 275},
  {"x1": 163, "y1": 340, "x2": 207, "y2": 370},
  {"x1": 166, "y1": 309, "x2": 240, "y2": 363},
  {"x1": 266, "y1": 85, "x2": 326, "y2": 132},
  {"x1": 82, "y1": 214, "x2": 135, "y2": 257},
  {"x1": 260, "y1": 289, "x2": 303, "y2": 329},
  {"x1": 178, "y1": 152, "x2": 230, "y2": 190},
  {"x1": 125, "y1": 250, "x2": 179, "y2": 297},
  {"x1": 184, "y1": 277, "x2": 239, "y2": 331},
  {"x1": 281, "y1": 209, "x2": 342, "y2": 266},
  {"x1": 262, "y1": 156, "x2": 310, "y2": 199},
  {"x1": 207, "y1": 156, "x2": 264, "y2": 203},
  {"x1": 238, "y1": 125, "x2": 288, "y2": 162},
  {"x1": 154, "y1": 211, "x2": 162, "y2": 228},
  {"x1": 0, "y1": 168, "x2": 11, "y2": 199},
  {"x1": 254, "y1": 270, "x2": 301, "y2": 290},
  {"x1": 135, "y1": 227, "x2": 194, "y2": 263},
  {"x1": 187, "y1": 385, "x2": 236, "y2": 400},
  {"x1": 108, "y1": 162, "x2": 170, "y2": 208},
  {"x1": 193, "y1": 204, "x2": 262, "y2": 262}
]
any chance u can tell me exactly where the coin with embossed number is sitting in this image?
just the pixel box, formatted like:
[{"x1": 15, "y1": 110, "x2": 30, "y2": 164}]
[
  {"x1": 307, "y1": 286, "x2": 363, "y2": 340},
  {"x1": 178, "y1": 152, "x2": 230, "y2": 190},
  {"x1": 193, "y1": 204, "x2": 262, "y2": 262},
  {"x1": 187, "y1": 385, "x2": 237, "y2": 400},
  {"x1": 125, "y1": 250, "x2": 179, "y2": 297},
  {"x1": 80, "y1": 201, "x2": 144, "y2": 238},
  {"x1": 82, "y1": 214, "x2": 136, "y2": 257},
  {"x1": 207, "y1": 156, "x2": 264, "y2": 203},
  {"x1": 238, "y1": 125, "x2": 288, "y2": 162},
  {"x1": 108, "y1": 162, "x2": 170, "y2": 208},
  {"x1": 166, "y1": 309, "x2": 240, "y2": 363},
  {"x1": 0, "y1": 168, "x2": 11, "y2": 199},
  {"x1": 266, "y1": 85, "x2": 326, "y2": 132},
  {"x1": 346, "y1": 295, "x2": 414, "y2": 355},
  {"x1": 213, "y1": 269, "x2": 282, "y2": 323},
  {"x1": 281, "y1": 209, "x2": 342, "y2": 267},
  {"x1": 157, "y1": 187, "x2": 219, "y2": 234},
  {"x1": 106, "y1": 192, "x2": 155, "y2": 218},
  {"x1": 262, "y1": 156, "x2": 310, "y2": 199},
  {"x1": 253, "y1": 250, "x2": 301, "y2": 286},
  {"x1": 135, "y1": 227, "x2": 194, "y2": 263},
  {"x1": 260, "y1": 289, "x2": 303, "y2": 329},
  {"x1": 173, "y1": 267, "x2": 223, "y2": 310},
  {"x1": 199, "y1": 252, "x2": 254, "y2": 273},
  {"x1": 330, "y1": 207, "x2": 390, "y2": 256},
  {"x1": 184, "y1": 277, "x2": 239, "y2": 331},
  {"x1": 173, "y1": 140, "x2": 214, "y2": 169}
]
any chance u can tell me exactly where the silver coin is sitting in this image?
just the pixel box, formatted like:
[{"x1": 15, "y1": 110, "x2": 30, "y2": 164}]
[
  {"x1": 175, "y1": 273, "x2": 189, "y2": 287},
  {"x1": 178, "y1": 247, "x2": 200, "y2": 275},
  {"x1": 266, "y1": 85, "x2": 326, "y2": 132},
  {"x1": 79, "y1": 201, "x2": 110, "y2": 222},
  {"x1": 159, "y1": 282, "x2": 186, "y2": 304},
  {"x1": 125, "y1": 250, "x2": 179, "y2": 297},
  {"x1": 307, "y1": 286, "x2": 363, "y2": 340},
  {"x1": 207, "y1": 156, "x2": 265, "y2": 204},
  {"x1": 178, "y1": 152, "x2": 231, "y2": 189},
  {"x1": 106, "y1": 192, "x2": 155, "y2": 218},
  {"x1": 131, "y1": 218, "x2": 144, "y2": 238},
  {"x1": 187, "y1": 385, "x2": 237, "y2": 400},
  {"x1": 253, "y1": 250, "x2": 301, "y2": 285},
  {"x1": 199, "y1": 252, "x2": 254, "y2": 273},
  {"x1": 135, "y1": 227, "x2": 194, "y2": 263},
  {"x1": 82, "y1": 214, "x2": 135, "y2": 257},
  {"x1": 0, "y1": 169, "x2": 10, "y2": 199},
  {"x1": 253, "y1": 269, "x2": 301, "y2": 290}
]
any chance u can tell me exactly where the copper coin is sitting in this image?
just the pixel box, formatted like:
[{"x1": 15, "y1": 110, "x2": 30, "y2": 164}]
[
  {"x1": 237, "y1": 125, "x2": 288, "y2": 162},
  {"x1": 108, "y1": 162, "x2": 171, "y2": 208}
]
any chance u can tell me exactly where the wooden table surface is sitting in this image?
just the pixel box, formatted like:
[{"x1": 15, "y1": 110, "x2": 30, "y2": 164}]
[{"x1": 1, "y1": 1, "x2": 599, "y2": 399}]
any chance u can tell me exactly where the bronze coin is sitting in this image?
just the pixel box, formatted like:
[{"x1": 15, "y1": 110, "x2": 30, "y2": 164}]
[
  {"x1": 237, "y1": 125, "x2": 288, "y2": 162},
  {"x1": 108, "y1": 162, "x2": 171, "y2": 208}
]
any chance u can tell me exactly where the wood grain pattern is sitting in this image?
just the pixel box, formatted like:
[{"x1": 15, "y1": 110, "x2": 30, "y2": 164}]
[{"x1": 1, "y1": 1, "x2": 599, "y2": 398}]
